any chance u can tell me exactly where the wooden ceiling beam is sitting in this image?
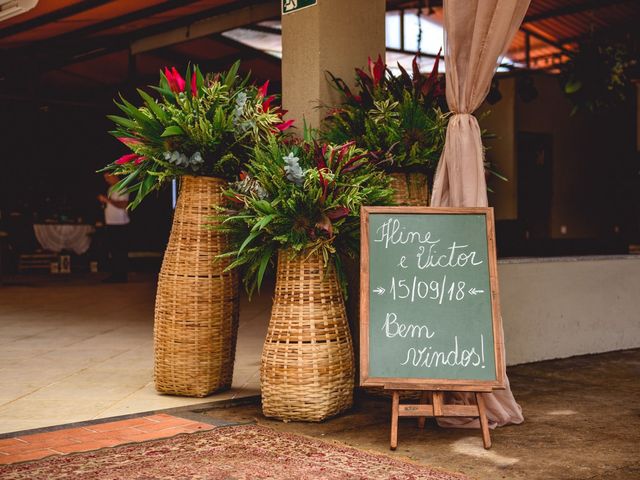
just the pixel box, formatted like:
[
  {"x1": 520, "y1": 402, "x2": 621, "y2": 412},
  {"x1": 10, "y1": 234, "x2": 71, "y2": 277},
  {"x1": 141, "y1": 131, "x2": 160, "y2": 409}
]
[
  {"x1": 519, "y1": 25, "x2": 574, "y2": 55},
  {"x1": 210, "y1": 33, "x2": 280, "y2": 65},
  {"x1": 54, "y1": 68, "x2": 111, "y2": 86},
  {"x1": 25, "y1": 0, "x2": 202, "y2": 49},
  {"x1": 556, "y1": 17, "x2": 640, "y2": 45},
  {"x1": 143, "y1": 48, "x2": 250, "y2": 76},
  {"x1": 1, "y1": 0, "x2": 279, "y2": 76},
  {"x1": 130, "y1": 1, "x2": 279, "y2": 55},
  {"x1": 523, "y1": 0, "x2": 635, "y2": 24},
  {"x1": 0, "y1": 0, "x2": 115, "y2": 40}
]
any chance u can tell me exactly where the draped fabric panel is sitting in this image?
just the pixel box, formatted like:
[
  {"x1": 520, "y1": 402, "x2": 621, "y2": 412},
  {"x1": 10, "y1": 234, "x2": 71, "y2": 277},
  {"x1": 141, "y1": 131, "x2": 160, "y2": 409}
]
[
  {"x1": 432, "y1": 0, "x2": 531, "y2": 428},
  {"x1": 432, "y1": 0, "x2": 531, "y2": 208}
]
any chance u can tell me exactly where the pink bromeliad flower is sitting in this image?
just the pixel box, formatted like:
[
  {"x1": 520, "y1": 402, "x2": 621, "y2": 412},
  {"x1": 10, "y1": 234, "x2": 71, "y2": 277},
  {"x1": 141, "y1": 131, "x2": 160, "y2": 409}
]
[
  {"x1": 164, "y1": 67, "x2": 186, "y2": 93},
  {"x1": 115, "y1": 153, "x2": 138, "y2": 165},
  {"x1": 115, "y1": 153, "x2": 146, "y2": 165}
]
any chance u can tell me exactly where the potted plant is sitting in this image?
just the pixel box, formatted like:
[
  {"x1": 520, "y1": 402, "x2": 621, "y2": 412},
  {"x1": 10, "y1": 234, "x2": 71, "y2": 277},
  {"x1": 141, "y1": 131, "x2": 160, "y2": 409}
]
[
  {"x1": 218, "y1": 134, "x2": 392, "y2": 421},
  {"x1": 103, "y1": 62, "x2": 291, "y2": 397},
  {"x1": 322, "y1": 55, "x2": 448, "y2": 206},
  {"x1": 560, "y1": 35, "x2": 637, "y2": 115}
]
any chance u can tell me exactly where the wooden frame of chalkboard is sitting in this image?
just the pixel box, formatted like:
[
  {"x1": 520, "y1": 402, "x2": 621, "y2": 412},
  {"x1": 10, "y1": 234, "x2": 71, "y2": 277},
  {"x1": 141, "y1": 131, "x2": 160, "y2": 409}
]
[{"x1": 359, "y1": 206, "x2": 506, "y2": 391}]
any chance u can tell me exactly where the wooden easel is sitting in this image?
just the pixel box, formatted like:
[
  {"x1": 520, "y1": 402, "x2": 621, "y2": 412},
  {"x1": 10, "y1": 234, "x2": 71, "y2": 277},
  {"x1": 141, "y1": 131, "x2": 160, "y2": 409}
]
[
  {"x1": 359, "y1": 207, "x2": 507, "y2": 452},
  {"x1": 385, "y1": 384, "x2": 493, "y2": 450}
]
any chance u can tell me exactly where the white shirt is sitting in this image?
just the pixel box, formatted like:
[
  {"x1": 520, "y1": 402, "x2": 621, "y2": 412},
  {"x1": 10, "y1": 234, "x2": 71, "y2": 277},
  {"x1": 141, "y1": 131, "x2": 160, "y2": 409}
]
[{"x1": 105, "y1": 188, "x2": 130, "y2": 225}]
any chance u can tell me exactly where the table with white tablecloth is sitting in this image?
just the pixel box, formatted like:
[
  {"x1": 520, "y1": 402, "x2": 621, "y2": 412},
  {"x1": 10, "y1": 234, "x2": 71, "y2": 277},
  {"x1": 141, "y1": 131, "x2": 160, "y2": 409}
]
[{"x1": 33, "y1": 224, "x2": 94, "y2": 255}]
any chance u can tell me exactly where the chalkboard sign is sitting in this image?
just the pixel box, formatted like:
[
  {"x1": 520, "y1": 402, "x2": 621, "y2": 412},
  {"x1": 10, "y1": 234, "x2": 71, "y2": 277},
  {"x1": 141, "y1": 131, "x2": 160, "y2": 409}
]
[{"x1": 360, "y1": 207, "x2": 505, "y2": 390}]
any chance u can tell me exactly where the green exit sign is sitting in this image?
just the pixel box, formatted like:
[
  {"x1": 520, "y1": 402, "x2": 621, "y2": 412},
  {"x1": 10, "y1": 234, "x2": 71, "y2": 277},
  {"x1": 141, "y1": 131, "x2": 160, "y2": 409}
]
[{"x1": 282, "y1": 0, "x2": 317, "y2": 15}]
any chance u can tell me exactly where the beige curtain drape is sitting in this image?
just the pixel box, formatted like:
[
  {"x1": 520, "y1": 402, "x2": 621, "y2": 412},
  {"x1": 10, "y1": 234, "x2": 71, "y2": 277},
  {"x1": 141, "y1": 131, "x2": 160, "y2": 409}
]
[{"x1": 432, "y1": 0, "x2": 530, "y2": 428}]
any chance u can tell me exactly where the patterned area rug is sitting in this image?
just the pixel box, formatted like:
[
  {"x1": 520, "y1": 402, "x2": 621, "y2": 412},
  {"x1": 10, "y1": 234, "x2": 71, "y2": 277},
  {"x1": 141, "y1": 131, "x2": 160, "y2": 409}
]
[{"x1": 0, "y1": 424, "x2": 468, "y2": 480}]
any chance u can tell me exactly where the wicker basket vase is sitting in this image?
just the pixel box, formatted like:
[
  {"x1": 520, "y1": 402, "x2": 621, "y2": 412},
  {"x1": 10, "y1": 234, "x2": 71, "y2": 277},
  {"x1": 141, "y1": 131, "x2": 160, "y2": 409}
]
[
  {"x1": 261, "y1": 249, "x2": 354, "y2": 422},
  {"x1": 389, "y1": 172, "x2": 429, "y2": 206},
  {"x1": 154, "y1": 175, "x2": 239, "y2": 397}
]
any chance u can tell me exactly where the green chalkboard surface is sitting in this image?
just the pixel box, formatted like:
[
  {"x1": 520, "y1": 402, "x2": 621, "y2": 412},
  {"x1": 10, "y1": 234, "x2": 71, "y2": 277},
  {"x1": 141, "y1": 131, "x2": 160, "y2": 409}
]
[{"x1": 360, "y1": 207, "x2": 505, "y2": 390}]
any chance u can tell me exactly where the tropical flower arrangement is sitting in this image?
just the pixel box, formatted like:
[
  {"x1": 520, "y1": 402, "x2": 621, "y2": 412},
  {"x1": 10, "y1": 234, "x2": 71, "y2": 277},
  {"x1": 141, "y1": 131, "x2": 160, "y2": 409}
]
[
  {"x1": 217, "y1": 133, "x2": 393, "y2": 296},
  {"x1": 322, "y1": 54, "x2": 449, "y2": 175},
  {"x1": 103, "y1": 62, "x2": 292, "y2": 208}
]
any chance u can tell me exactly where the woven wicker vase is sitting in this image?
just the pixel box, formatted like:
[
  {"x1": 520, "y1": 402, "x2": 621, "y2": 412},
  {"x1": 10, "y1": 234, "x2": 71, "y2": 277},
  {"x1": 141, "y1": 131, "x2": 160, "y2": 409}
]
[
  {"x1": 390, "y1": 172, "x2": 429, "y2": 206},
  {"x1": 154, "y1": 175, "x2": 239, "y2": 397},
  {"x1": 261, "y1": 249, "x2": 354, "y2": 422}
]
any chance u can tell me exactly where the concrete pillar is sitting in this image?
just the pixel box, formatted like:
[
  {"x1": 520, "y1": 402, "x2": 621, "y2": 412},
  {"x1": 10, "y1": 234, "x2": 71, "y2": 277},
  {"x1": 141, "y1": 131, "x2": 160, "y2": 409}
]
[{"x1": 281, "y1": 0, "x2": 386, "y2": 129}]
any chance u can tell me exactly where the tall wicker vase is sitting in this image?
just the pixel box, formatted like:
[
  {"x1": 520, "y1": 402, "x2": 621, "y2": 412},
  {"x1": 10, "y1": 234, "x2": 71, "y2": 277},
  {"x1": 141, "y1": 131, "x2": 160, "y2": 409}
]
[
  {"x1": 261, "y1": 249, "x2": 354, "y2": 422},
  {"x1": 390, "y1": 172, "x2": 429, "y2": 206},
  {"x1": 154, "y1": 175, "x2": 239, "y2": 397}
]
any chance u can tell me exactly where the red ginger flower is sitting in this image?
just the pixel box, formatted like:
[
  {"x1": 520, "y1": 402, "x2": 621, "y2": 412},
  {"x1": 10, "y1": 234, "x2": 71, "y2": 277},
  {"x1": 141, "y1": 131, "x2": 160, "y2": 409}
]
[
  {"x1": 275, "y1": 119, "x2": 294, "y2": 131},
  {"x1": 368, "y1": 54, "x2": 385, "y2": 87},
  {"x1": 190, "y1": 72, "x2": 198, "y2": 96},
  {"x1": 355, "y1": 67, "x2": 372, "y2": 85},
  {"x1": 262, "y1": 95, "x2": 275, "y2": 111},
  {"x1": 422, "y1": 48, "x2": 443, "y2": 97},
  {"x1": 257, "y1": 80, "x2": 269, "y2": 99}
]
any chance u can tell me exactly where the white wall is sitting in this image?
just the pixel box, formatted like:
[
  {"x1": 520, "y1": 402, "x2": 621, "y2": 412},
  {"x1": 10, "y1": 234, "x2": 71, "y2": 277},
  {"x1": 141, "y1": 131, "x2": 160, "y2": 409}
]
[{"x1": 499, "y1": 256, "x2": 640, "y2": 365}]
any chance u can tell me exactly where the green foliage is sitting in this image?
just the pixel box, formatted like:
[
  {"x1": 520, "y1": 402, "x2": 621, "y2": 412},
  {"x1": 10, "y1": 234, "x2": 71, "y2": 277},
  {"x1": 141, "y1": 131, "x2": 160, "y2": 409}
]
[
  {"x1": 560, "y1": 35, "x2": 637, "y2": 115},
  {"x1": 217, "y1": 135, "x2": 393, "y2": 297},
  {"x1": 322, "y1": 55, "x2": 449, "y2": 174},
  {"x1": 102, "y1": 62, "x2": 290, "y2": 208}
]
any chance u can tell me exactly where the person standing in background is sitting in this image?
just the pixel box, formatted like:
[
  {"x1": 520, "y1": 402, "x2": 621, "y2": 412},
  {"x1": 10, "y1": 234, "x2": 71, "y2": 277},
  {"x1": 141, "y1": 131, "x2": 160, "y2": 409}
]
[{"x1": 97, "y1": 173, "x2": 129, "y2": 283}]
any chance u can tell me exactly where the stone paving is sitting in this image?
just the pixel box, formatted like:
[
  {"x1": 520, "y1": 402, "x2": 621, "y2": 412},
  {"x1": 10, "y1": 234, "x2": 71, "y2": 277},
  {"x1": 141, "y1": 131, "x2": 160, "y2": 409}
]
[
  {"x1": 0, "y1": 273, "x2": 270, "y2": 434},
  {"x1": 201, "y1": 349, "x2": 640, "y2": 480}
]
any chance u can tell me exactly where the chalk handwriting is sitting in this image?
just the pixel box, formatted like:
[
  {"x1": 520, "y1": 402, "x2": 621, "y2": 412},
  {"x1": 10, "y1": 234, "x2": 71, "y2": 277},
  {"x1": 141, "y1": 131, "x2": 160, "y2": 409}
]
[
  {"x1": 382, "y1": 312, "x2": 435, "y2": 339},
  {"x1": 416, "y1": 242, "x2": 483, "y2": 269},
  {"x1": 400, "y1": 335, "x2": 486, "y2": 369},
  {"x1": 374, "y1": 218, "x2": 438, "y2": 249}
]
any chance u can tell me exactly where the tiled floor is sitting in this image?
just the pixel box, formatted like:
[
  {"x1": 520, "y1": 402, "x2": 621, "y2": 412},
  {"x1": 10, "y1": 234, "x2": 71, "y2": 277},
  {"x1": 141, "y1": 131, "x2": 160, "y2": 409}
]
[
  {"x1": 0, "y1": 413, "x2": 215, "y2": 464},
  {"x1": 0, "y1": 274, "x2": 272, "y2": 434}
]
